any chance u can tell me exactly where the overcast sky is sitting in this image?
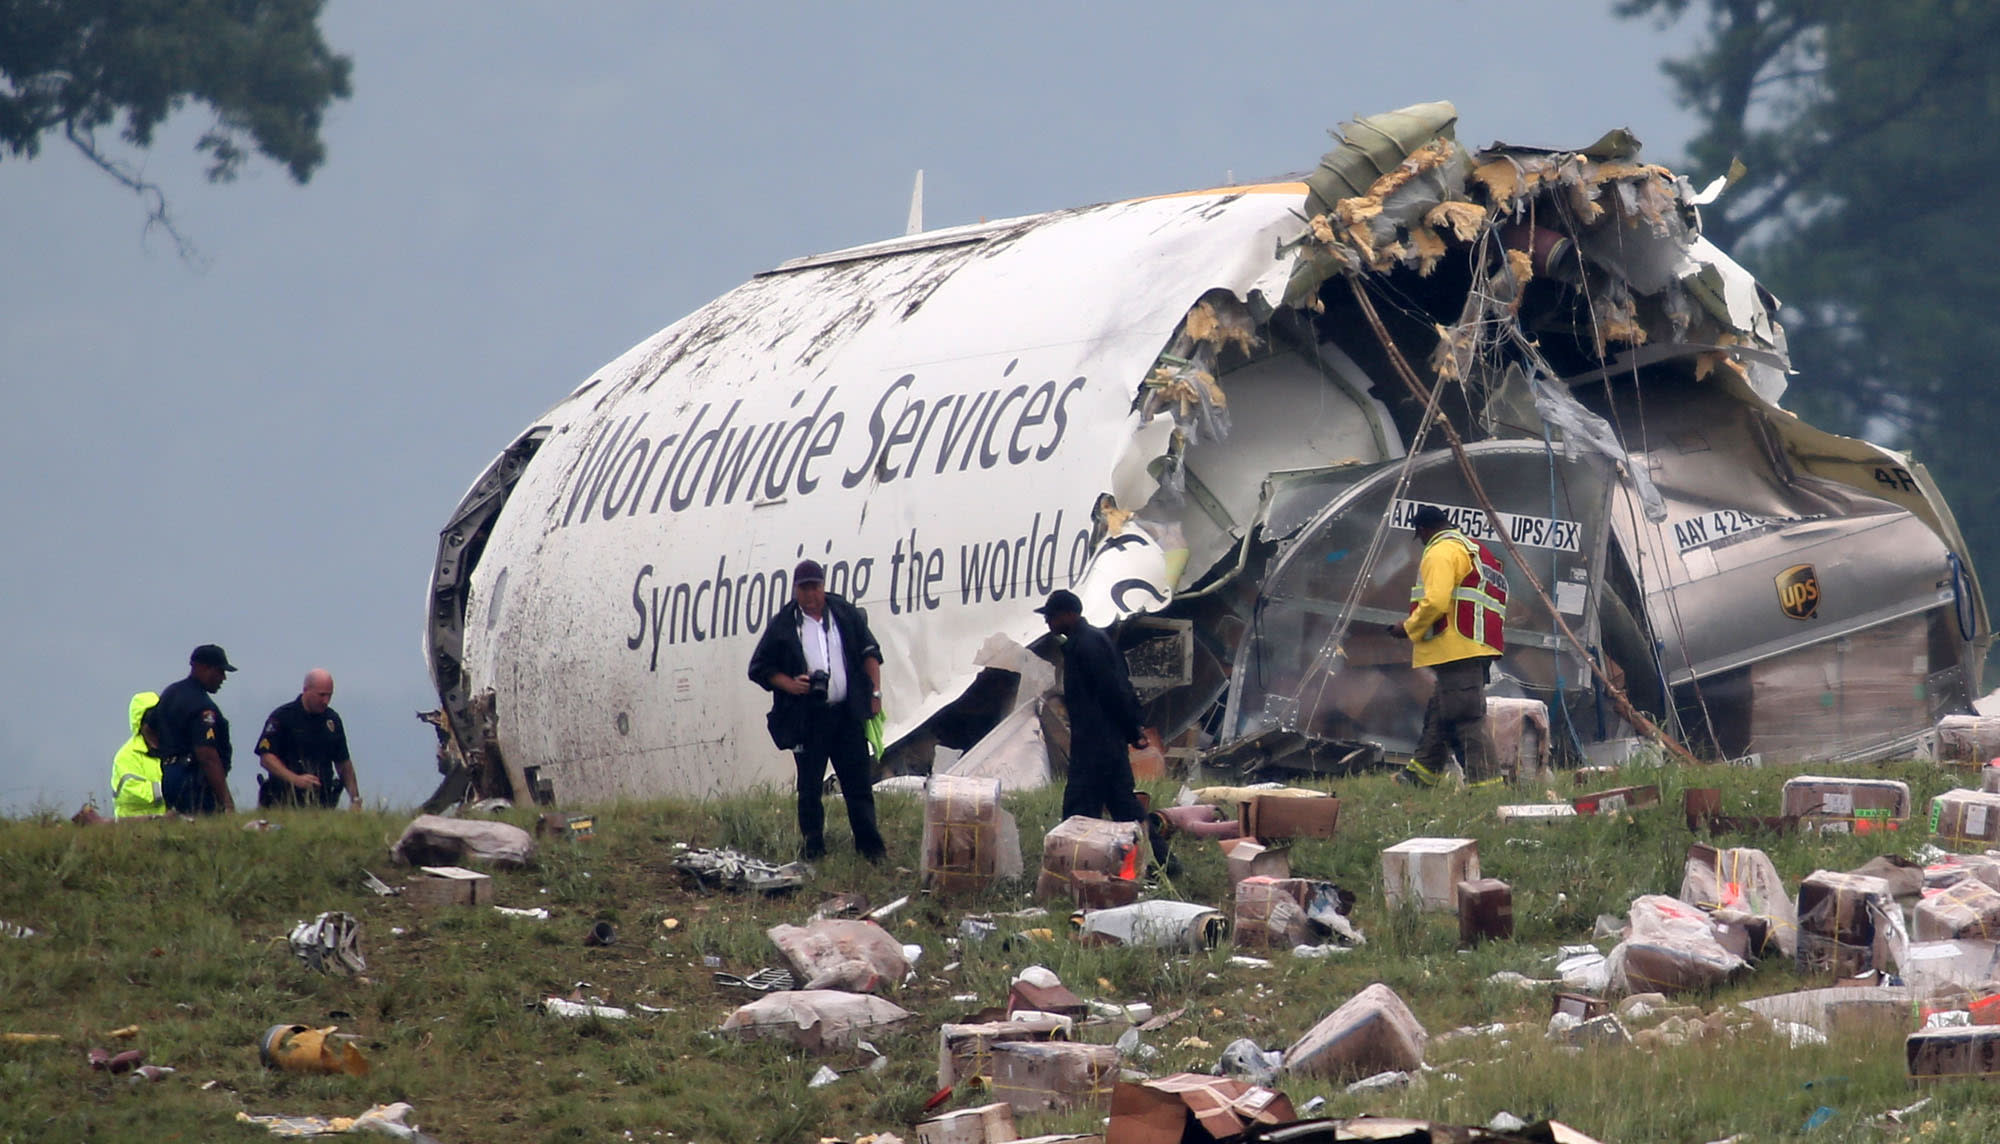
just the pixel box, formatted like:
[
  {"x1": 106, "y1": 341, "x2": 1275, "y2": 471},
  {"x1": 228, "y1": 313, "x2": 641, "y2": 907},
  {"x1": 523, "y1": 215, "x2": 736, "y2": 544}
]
[{"x1": 0, "y1": 1, "x2": 1702, "y2": 815}]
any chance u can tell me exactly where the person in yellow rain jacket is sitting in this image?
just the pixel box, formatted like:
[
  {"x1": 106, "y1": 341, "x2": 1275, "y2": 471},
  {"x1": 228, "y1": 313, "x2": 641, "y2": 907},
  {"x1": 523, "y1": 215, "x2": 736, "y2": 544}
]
[
  {"x1": 110, "y1": 691, "x2": 167, "y2": 819},
  {"x1": 1385, "y1": 504, "x2": 1507, "y2": 786}
]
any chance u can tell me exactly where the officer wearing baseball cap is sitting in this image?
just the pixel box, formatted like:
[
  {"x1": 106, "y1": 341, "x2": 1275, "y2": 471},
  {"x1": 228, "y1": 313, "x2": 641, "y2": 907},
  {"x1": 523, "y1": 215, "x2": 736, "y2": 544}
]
[
  {"x1": 145, "y1": 644, "x2": 240, "y2": 815},
  {"x1": 1035, "y1": 589, "x2": 1150, "y2": 822}
]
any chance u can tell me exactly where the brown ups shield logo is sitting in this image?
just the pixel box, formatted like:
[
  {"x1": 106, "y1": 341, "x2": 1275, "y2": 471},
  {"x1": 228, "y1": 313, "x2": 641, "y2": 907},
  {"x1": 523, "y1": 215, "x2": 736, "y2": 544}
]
[{"x1": 1776, "y1": 564, "x2": 1820, "y2": 620}]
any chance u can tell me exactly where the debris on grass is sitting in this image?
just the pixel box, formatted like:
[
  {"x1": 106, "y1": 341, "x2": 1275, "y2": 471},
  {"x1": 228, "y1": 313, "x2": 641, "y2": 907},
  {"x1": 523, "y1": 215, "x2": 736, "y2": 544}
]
[
  {"x1": 673, "y1": 846, "x2": 809, "y2": 893},
  {"x1": 288, "y1": 911, "x2": 365, "y2": 975}
]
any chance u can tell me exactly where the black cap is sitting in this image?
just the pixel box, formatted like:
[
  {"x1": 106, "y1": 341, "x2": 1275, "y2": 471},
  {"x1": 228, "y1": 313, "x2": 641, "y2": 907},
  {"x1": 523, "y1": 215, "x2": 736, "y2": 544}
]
[
  {"x1": 792, "y1": 559, "x2": 825, "y2": 586},
  {"x1": 190, "y1": 644, "x2": 238, "y2": 672},
  {"x1": 1034, "y1": 589, "x2": 1083, "y2": 616},
  {"x1": 1410, "y1": 504, "x2": 1451, "y2": 531}
]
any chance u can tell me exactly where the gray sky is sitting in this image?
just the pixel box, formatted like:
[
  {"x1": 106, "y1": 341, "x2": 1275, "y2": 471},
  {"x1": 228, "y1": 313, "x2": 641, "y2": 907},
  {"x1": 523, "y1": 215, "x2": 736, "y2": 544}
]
[{"x1": 0, "y1": 1, "x2": 1700, "y2": 815}]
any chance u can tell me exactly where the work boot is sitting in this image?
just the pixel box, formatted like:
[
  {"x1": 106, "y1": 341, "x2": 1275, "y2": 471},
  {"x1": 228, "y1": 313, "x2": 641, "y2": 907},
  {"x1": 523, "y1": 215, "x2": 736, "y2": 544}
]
[{"x1": 1396, "y1": 761, "x2": 1442, "y2": 788}]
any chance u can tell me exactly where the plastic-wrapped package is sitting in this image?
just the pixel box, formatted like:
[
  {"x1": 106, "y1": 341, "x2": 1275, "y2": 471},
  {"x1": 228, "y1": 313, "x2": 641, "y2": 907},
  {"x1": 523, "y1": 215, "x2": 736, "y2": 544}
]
[
  {"x1": 921, "y1": 774, "x2": 1024, "y2": 895},
  {"x1": 1916, "y1": 879, "x2": 2000, "y2": 942},
  {"x1": 1931, "y1": 789, "x2": 2000, "y2": 850},
  {"x1": 766, "y1": 919, "x2": 910, "y2": 993},
  {"x1": 1936, "y1": 714, "x2": 2000, "y2": 765},
  {"x1": 1796, "y1": 870, "x2": 1904, "y2": 978},
  {"x1": 1680, "y1": 843, "x2": 1798, "y2": 958},
  {"x1": 1486, "y1": 696, "x2": 1551, "y2": 782},
  {"x1": 987, "y1": 1042, "x2": 1119, "y2": 1114},
  {"x1": 1036, "y1": 817, "x2": 1145, "y2": 902},
  {"x1": 1781, "y1": 775, "x2": 1911, "y2": 829},
  {"x1": 1283, "y1": 983, "x2": 1426, "y2": 1079},
  {"x1": 938, "y1": 1016, "x2": 1070, "y2": 1089},
  {"x1": 1607, "y1": 894, "x2": 1748, "y2": 995},
  {"x1": 1234, "y1": 878, "x2": 1313, "y2": 950},
  {"x1": 720, "y1": 990, "x2": 912, "y2": 1052},
  {"x1": 1924, "y1": 854, "x2": 2000, "y2": 893}
]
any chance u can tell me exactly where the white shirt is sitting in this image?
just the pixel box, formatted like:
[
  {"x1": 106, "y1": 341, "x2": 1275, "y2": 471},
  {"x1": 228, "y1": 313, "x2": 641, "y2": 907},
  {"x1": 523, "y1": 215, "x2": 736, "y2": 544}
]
[{"x1": 797, "y1": 608, "x2": 848, "y2": 705}]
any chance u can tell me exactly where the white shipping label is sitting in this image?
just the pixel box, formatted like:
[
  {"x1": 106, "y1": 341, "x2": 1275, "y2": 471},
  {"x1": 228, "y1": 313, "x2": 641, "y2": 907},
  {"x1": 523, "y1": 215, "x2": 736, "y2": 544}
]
[
  {"x1": 1555, "y1": 581, "x2": 1587, "y2": 615},
  {"x1": 1823, "y1": 792, "x2": 1854, "y2": 815},
  {"x1": 1967, "y1": 805, "x2": 1989, "y2": 837}
]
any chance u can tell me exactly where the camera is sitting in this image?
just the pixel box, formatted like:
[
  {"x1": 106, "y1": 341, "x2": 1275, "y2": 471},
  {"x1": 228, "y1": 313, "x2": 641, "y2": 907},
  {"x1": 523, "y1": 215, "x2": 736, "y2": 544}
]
[{"x1": 807, "y1": 669, "x2": 830, "y2": 700}]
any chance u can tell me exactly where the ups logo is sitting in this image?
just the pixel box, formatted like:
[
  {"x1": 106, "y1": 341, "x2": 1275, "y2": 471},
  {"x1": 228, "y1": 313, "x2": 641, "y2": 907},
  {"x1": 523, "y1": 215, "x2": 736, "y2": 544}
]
[{"x1": 1776, "y1": 564, "x2": 1820, "y2": 620}]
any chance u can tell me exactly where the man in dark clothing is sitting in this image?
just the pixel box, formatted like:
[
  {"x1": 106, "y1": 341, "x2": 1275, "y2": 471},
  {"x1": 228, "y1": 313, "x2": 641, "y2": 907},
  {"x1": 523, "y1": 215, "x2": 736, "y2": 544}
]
[
  {"x1": 747, "y1": 559, "x2": 887, "y2": 862},
  {"x1": 1036, "y1": 590, "x2": 1148, "y2": 822},
  {"x1": 256, "y1": 669, "x2": 363, "y2": 810},
  {"x1": 147, "y1": 644, "x2": 239, "y2": 815}
]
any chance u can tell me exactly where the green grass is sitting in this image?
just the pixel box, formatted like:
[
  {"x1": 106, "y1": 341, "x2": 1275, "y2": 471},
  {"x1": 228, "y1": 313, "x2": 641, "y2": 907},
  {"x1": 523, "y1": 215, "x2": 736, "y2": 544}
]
[{"x1": 1, "y1": 759, "x2": 1994, "y2": 1142}]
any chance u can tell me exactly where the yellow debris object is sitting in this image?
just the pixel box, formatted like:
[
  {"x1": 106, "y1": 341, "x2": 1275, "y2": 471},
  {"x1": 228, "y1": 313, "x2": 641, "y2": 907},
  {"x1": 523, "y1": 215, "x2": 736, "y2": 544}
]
[{"x1": 259, "y1": 1024, "x2": 370, "y2": 1076}]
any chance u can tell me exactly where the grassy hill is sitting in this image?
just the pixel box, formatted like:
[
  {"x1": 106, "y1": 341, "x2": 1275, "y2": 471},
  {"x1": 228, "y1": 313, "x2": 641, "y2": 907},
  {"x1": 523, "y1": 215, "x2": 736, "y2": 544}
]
[{"x1": 3, "y1": 761, "x2": 1997, "y2": 1143}]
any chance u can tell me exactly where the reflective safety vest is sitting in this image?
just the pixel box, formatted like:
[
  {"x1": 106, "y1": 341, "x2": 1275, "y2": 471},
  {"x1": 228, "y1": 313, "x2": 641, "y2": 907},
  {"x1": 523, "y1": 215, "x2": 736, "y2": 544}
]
[
  {"x1": 111, "y1": 691, "x2": 166, "y2": 820},
  {"x1": 1409, "y1": 529, "x2": 1507, "y2": 654}
]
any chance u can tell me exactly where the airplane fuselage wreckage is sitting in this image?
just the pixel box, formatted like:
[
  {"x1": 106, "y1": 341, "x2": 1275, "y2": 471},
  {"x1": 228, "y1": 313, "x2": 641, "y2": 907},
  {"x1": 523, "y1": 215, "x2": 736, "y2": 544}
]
[{"x1": 426, "y1": 102, "x2": 1989, "y2": 807}]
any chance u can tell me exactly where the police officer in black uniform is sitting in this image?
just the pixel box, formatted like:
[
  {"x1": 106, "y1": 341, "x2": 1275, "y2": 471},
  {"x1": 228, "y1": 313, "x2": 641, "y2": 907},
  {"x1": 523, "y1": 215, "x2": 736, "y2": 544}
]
[
  {"x1": 255, "y1": 668, "x2": 361, "y2": 810},
  {"x1": 147, "y1": 644, "x2": 239, "y2": 815}
]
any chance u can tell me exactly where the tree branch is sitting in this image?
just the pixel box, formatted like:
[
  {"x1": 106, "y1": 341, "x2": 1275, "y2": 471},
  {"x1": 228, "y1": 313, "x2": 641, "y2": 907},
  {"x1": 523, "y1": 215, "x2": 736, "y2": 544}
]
[{"x1": 63, "y1": 122, "x2": 206, "y2": 267}]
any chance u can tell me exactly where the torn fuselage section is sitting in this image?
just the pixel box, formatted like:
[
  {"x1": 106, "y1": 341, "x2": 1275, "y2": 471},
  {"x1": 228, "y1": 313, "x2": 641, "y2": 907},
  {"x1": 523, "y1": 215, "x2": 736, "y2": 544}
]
[{"x1": 1082, "y1": 102, "x2": 1987, "y2": 776}]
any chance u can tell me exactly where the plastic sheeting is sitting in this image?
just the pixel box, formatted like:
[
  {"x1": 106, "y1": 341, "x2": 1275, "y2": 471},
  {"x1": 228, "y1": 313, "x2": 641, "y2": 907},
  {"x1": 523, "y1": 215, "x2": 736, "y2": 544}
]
[
  {"x1": 720, "y1": 990, "x2": 912, "y2": 1052},
  {"x1": 1680, "y1": 844, "x2": 1798, "y2": 958},
  {"x1": 1606, "y1": 894, "x2": 1747, "y2": 995},
  {"x1": 388, "y1": 815, "x2": 534, "y2": 868},
  {"x1": 766, "y1": 920, "x2": 911, "y2": 993}
]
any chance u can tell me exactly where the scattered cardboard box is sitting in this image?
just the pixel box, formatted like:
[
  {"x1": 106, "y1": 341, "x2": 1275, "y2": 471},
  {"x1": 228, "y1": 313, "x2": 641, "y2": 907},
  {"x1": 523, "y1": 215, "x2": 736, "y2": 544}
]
[
  {"x1": 1106, "y1": 1074, "x2": 1295, "y2": 1144},
  {"x1": 922, "y1": 774, "x2": 1025, "y2": 896},
  {"x1": 1381, "y1": 838, "x2": 1479, "y2": 912},
  {"x1": 1571, "y1": 785, "x2": 1660, "y2": 815},
  {"x1": 1284, "y1": 983, "x2": 1426, "y2": 1080},
  {"x1": 1036, "y1": 817, "x2": 1144, "y2": 903},
  {"x1": 403, "y1": 865, "x2": 493, "y2": 908},
  {"x1": 1219, "y1": 837, "x2": 1291, "y2": 888},
  {"x1": 1915, "y1": 880, "x2": 2000, "y2": 942},
  {"x1": 1781, "y1": 776, "x2": 1910, "y2": 833},
  {"x1": 1934, "y1": 714, "x2": 2000, "y2": 767},
  {"x1": 1908, "y1": 1025, "x2": 2000, "y2": 1081},
  {"x1": 1457, "y1": 879, "x2": 1513, "y2": 945},
  {"x1": 1796, "y1": 870, "x2": 1901, "y2": 979},
  {"x1": 1931, "y1": 788, "x2": 2000, "y2": 851},
  {"x1": 938, "y1": 1017, "x2": 1070, "y2": 1089},
  {"x1": 916, "y1": 1102, "x2": 1017, "y2": 1144},
  {"x1": 987, "y1": 1042, "x2": 1119, "y2": 1114},
  {"x1": 1552, "y1": 993, "x2": 1610, "y2": 1021}
]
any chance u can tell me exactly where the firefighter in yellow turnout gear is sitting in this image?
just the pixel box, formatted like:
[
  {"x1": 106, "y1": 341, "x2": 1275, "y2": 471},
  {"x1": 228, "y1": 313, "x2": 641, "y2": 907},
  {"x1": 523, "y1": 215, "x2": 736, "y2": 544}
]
[{"x1": 1385, "y1": 504, "x2": 1507, "y2": 786}]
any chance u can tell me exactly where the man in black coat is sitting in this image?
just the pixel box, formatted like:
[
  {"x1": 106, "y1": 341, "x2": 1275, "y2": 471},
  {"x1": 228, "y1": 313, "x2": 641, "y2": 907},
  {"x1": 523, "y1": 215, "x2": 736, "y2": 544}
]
[
  {"x1": 147, "y1": 643, "x2": 240, "y2": 815},
  {"x1": 747, "y1": 560, "x2": 887, "y2": 862},
  {"x1": 1035, "y1": 590, "x2": 1148, "y2": 822}
]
